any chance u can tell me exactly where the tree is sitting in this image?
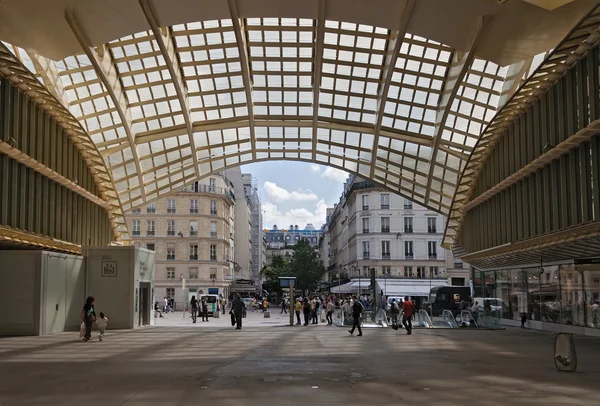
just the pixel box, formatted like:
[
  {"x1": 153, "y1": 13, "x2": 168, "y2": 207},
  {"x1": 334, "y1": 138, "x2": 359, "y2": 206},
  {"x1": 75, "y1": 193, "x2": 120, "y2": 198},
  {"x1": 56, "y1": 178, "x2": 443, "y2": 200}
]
[
  {"x1": 287, "y1": 239, "x2": 326, "y2": 293},
  {"x1": 261, "y1": 255, "x2": 289, "y2": 296}
]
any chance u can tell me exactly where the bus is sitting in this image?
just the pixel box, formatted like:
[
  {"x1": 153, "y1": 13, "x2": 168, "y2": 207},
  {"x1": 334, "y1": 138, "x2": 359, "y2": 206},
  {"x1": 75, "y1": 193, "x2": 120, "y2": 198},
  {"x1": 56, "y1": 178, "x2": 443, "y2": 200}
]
[{"x1": 200, "y1": 294, "x2": 219, "y2": 316}]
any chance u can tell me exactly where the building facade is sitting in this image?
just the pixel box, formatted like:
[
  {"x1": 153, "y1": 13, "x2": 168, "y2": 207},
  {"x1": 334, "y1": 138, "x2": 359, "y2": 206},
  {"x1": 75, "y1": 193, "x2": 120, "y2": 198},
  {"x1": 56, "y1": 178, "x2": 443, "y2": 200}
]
[
  {"x1": 324, "y1": 175, "x2": 468, "y2": 285},
  {"x1": 225, "y1": 168, "x2": 252, "y2": 282},
  {"x1": 264, "y1": 224, "x2": 323, "y2": 264},
  {"x1": 126, "y1": 175, "x2": 235, "y2": 308},
  {"x1": 242, "y1": 173, "x2": 264, "y2": 285}
]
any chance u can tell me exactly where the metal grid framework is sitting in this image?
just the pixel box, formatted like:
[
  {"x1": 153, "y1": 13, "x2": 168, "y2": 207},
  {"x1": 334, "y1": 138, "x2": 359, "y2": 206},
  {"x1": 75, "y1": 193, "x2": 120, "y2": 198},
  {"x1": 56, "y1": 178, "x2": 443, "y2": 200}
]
[
  {"x1": 3, "y1": 9, "x2": 553, "y2": 240},
  {"x1": 0, "y1": 41, "x2": 129, "y2": 244},
  {"x1": 444, "y1": 3, "x2": 600, "y2": 250}
]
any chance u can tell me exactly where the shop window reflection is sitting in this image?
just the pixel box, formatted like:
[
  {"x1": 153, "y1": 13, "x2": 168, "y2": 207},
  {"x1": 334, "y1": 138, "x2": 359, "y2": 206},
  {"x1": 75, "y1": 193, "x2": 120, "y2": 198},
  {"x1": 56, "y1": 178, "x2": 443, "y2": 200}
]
[
  {"x1": 582, "y1": 266, "x2": 600, "y2": 328},
  {"x1": 560, "y1": 265, "x2": 584, "y2": 326},
  {"x1": 525, "y1": 268, "x2": 541, "y2": 321},
  {"x1": 540, "y1": 266, "x2": 560, "y2": 324}
]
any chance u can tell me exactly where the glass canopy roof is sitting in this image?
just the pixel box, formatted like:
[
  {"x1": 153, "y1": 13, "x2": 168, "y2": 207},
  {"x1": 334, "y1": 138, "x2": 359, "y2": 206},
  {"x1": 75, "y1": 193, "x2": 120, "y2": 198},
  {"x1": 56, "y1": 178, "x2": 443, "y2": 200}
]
[{"x1": 2, "y1": 7, "x2": 567, "y2": 244}]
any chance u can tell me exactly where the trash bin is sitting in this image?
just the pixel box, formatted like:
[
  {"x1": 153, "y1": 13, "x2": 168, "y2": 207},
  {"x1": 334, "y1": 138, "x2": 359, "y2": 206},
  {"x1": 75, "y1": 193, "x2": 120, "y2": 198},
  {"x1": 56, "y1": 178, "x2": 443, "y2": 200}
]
[{"x1": 263, "y1": 311, "x2": 271, "y2": 318}]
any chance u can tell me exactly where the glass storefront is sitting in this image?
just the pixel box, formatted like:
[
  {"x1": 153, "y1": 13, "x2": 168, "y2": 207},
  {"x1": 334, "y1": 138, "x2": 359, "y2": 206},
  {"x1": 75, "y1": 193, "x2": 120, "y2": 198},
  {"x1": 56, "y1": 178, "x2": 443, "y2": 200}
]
[{"x1": 474, "y1": 263, "x2": 600, "y2": 330}]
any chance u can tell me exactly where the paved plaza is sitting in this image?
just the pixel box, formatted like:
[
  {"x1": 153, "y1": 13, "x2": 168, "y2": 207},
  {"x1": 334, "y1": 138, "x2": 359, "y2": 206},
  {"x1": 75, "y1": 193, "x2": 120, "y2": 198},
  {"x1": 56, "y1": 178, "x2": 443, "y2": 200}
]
[{"x1": 1, "y1": 312, "x2": 600, "y2": 405}]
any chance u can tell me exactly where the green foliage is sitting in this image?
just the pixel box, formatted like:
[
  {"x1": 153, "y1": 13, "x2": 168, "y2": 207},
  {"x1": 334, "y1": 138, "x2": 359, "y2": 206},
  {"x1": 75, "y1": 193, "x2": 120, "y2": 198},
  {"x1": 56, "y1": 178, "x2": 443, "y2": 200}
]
[
  {"x1": 261, "y1": 255, "x2": 289, "y2": 294},
  {"x1": 287, "y1": 239, "x2": 326, "y2": 293},
  {"x1": 261, "y1": 240, "x2": 326, "y2": 295}
]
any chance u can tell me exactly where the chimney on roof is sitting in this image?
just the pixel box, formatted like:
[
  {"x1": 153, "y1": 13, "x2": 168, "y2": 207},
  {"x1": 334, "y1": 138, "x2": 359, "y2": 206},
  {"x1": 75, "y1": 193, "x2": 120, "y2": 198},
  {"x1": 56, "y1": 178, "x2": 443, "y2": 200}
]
[{"x1": 295, "y1": 225, "x2": 299, "y2": 230}]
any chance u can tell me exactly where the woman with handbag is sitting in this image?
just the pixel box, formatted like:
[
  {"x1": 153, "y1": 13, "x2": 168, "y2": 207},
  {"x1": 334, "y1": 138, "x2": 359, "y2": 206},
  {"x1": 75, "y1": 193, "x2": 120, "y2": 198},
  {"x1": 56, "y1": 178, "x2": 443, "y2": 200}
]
[{"x1": 81, "y1": 296, "x2": 96, "y2": 341}]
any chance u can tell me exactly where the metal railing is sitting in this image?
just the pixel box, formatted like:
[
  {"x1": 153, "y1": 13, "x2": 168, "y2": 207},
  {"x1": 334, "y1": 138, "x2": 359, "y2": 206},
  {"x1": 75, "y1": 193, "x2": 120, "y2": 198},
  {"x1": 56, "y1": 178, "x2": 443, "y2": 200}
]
[
  {"x1": 441, "y1": 310, "x2": 459, "y2": 328},
  {"x1": 417, "y1": 309, "x2": 433, "y2": 328},
  {"x1": 459, "y1": 310, "x2": 478, "y2": 328}
]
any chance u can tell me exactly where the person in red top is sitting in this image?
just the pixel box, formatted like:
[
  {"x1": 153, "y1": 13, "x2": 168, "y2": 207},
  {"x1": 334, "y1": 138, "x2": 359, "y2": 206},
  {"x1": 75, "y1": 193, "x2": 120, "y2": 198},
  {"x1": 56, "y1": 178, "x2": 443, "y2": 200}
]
[{"x1": 401, "y1": 296, "x2": 415, "y2": 335}]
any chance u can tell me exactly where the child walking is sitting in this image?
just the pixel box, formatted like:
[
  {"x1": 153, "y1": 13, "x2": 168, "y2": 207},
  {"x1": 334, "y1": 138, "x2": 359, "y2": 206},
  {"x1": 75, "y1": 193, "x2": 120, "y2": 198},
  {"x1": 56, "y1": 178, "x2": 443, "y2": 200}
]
[{"x1": 97, "y1": 312, "x2": 108, "y2": 341}]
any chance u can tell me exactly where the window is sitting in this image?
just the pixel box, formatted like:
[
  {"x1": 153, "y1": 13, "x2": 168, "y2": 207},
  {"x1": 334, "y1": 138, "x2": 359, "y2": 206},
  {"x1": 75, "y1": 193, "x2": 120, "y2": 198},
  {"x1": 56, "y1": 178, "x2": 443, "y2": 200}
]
[
  {"x1": 147, "y1": 202, "x2": 156, "y2": 214},
  {"x1": 210, "y1": 221, "x2": 217, "y2": 238},
  {"x1": 132, "y1": 220, "x2": 140, "y2": 236},
  {"x1": 427, "y1": 217, "x2": 437, "y2": 233},
  {"x1": 191, "y1": 182, "x2": 199, "y2": 192},
  {"x1": 166, "y1": 288, "x2": 175, "y2": 299},
  {"x1": 189, "y1": 244, "x2": 198, "y2": 260},
  {"x1": 405, "y1": 241, "x2": 414, "y2": 259},
  {"x1": 189, "y1": 267, "x2": 198, "y2": 279},
  {"x1": 428, "y1": 241, "x2": 437, "y2": 259},
  {"x1": 417, "y1": 266, "x2": 425, "y2": 278},
  {"x1": 381, "y1": 217, "x2": 390, "y2": 233},
  {"x1": 167, "y1": 220, "x2": 175, "y2": 236},
  {"x1": 362, "y1": 241, "x2": 370, "y2": 259},
  {"x1": 147, "y1": 220, "x2": 155, "y2": 236},
  {"x1": 167, "y1": 199, "x2": 176, "y2": 213},
  {"x1": 210, "y1": 245, "x2": 217, "y2": 261},
  {"x1": 167, "y1": 243, "x2": 175, "y2": 260},
  {"x1": 404, "y1": 266, "x2": 413, "y2": 278},
  {"x1": 431, "y1": 266, "x2": 439, "y2": 278},
  {"x1": 190, "y1": 220, "x2": 198, "y2": 236},
  {"x1": 167, "y1": 267, "x2": 175, "y2": 279},
  {"x1": 383, "y1": 265, "x2": 391, "y2": 275},
  {"x1": 381, "y1": 241, "x2": 390, "y2": 259},
  {"x1": 146, "y1": 243, "x2": 155, "y2": 251},
  {"x1": 404, "y1": 199, "x2": 413, "y2": 209},
  {"x1": 210, "y1": 200, "x2": 217, "y2": 215},
  {"x1": 454, "y1": 260, "x2": 464, "y2": 269},
  {"x1": 190, "y1": 199, "x2": 198, "y2": 214},
  {"x1": 362, "y1": 195, "x2": 369, "y2": 210},
  {"x1": 404, "y1": 217, "x2": 413, "y2": 233},
  {"x1": 380, "y1": 194, "x2": 389, "y2": 209},
  {"x1": 209, "y1": 178, "x2": 216, "y2": 192},
  {"x1": 210, "y1": 268, "x2": 217, "y2": 280},
  {"x1": 132, "y1": 208, "x2": 141, "y2": 214},
  {"x1": 362, "y1": 217, "x2": 369, "y2": 233}
]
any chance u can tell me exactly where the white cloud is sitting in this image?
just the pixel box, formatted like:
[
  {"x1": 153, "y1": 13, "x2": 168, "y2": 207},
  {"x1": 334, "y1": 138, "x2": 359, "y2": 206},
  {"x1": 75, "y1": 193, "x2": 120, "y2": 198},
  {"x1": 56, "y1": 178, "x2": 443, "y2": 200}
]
[
  {"x1": 321, "y1": 167, "x2": 349, "y2": 183},
  {"x1": 263, "y1": 181, "x2": 318, "y2": 203},
  {"x1": 263, "y1": 200, "x2": 328, "y2": 230},
  {"x1": 310, "y1": 163, "x2": 322, "y2": 173}
]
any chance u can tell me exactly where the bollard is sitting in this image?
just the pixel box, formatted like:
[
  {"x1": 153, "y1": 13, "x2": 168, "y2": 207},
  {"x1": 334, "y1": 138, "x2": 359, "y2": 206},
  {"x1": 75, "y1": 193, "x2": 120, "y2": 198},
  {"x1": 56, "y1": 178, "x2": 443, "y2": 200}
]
[{"x1": 554, "y1": 332, "x2": 577, "y2": 372}]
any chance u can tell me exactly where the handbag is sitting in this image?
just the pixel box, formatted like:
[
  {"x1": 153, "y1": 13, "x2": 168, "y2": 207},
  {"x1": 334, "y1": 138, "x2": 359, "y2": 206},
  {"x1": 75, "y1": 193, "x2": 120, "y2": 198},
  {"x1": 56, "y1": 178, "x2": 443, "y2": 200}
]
[
  {"x1": 79, "y1": 322, "x2": 86, "y2": 337},
  {"x1": 230, "y1": 312, "x2": 236, "y2": 326}
]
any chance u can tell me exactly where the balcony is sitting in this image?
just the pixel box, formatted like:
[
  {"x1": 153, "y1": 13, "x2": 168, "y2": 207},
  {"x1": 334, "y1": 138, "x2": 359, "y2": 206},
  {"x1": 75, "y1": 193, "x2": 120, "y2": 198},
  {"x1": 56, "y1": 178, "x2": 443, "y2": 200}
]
[
  {"x1": 190, "y1": 208, "x2": 199, "y2": 214},
  {"x1": 147, "y1": 231, "x2": 155, "y2": 236},
  {"x1": 428, "y1": 228, "x2": 437, "y2": 233},
  {"x1": 362, "y1": 229, "x2": 369, "y2": 233},
  {"x1": 167, "y1": 255, "x2": 175, "y2": 260},
  {"x1": 362, "y1": 205, "x2": 369, "y2": 210},
  {"x1": 190, "y1": 231, "x2": 198, "y2": 236},
  {"x1": 382, "y1": 253, "x2": 391, "y2": 259},
  {"x1": 210, "y1": 211, "x2": 217, "y2": 216},
  {"x1": 167, "y1": 208, "x2": 176, "y2": 213},
  {"x1": 381, "y1": 204, "x2": 389, "y2": 209},
  {"x1": 167, "y1": 231, "x2": 175, "y2": 236},
  {"x1": 210, "y1": 257, "x2": 217, "y2": 262},
  {"x1": 404, "y1": 227, "x2": 413, "y2": 233},
  {"x1": 182, "y1": 184, "x2": 232, "y2": 197},
  {"x1": 189, "y1": 255, "x2": 198, "y2": 260},
  {"x1": 363, "y1": 252, "x2": 370, "y2": 259},
  {"x1": 381, "y1": 227, "x2": 390, "y2": 233},
  {"x1": 132, "y1": 231, "x2": 140, "y2": 236},
  {"x1": 429, "y1": 254, "x2": 437, "y2": 259},
  {"x1": 210, "y1": 232, "x2": 217, "y2": 238},
  {"x1": 404, "y1": 204, "x2": 413, "y2": 210},
  {"x1": 405, "y1": 253, "x2": 414, "y2": 259}
]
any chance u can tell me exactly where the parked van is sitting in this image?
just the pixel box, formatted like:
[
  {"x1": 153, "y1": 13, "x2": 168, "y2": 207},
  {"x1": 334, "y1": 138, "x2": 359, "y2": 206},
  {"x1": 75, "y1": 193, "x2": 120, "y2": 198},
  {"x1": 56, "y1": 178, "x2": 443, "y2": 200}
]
[{"x1": 426, "y1": 286, "x2": 471, "y2": 316}]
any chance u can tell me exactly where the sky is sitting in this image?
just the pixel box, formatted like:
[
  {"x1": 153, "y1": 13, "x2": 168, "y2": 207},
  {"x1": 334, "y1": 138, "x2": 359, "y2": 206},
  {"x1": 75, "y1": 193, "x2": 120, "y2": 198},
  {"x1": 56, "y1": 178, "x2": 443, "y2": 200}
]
[{"x1": 240, "y1": 162, "x2": 349, "y2": 230}]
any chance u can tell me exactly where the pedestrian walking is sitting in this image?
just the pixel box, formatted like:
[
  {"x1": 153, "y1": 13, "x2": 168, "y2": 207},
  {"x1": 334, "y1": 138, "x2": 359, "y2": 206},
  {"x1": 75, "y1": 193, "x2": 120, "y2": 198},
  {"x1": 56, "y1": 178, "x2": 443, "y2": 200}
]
[
  {"x1": 232, "y1": 294, "x2": 245, "y2": 329},
  {"x1": 295, "y1": 298, "x2": 302, "y2": 325},
  {"x1": 190, "y1": 295, "x2": 198, "y2": 323},
  {"x1": 281, "y1": 297, "x2": 288, "y2": 314},
  {"x1": 521, "y1": 312, "x2": 527, "y2": 328},
  {"x1": 97, "y1": 312, "x2": 108, "y2": 341},
  {"x1": 348, "y1": 296, "x2": 363, "y2": 336},
  {"x1": 201, "y1": 298, "x2": 209, "y2": 322},
  {"x1": 222, "y1": 297, "x2": 226, "y2": 315},
  {"x1": 401, "y1": 296, "x2": 414, "y2": 335},
  {"x1": 326, "y1": 299, "x2": 334, "y2": 325},
  {"x1": 390, "y1": 299, "x2": 400, "y2": 327},
  {"x1": 303, "y1": 298, "x2": 311, "y2": 326},
  {"x1": 311, "y1": 297, "x2": 318, "y2": 324},
  {"x1": 80, "y1": 296, "x2": 96, "y2": 341}
]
